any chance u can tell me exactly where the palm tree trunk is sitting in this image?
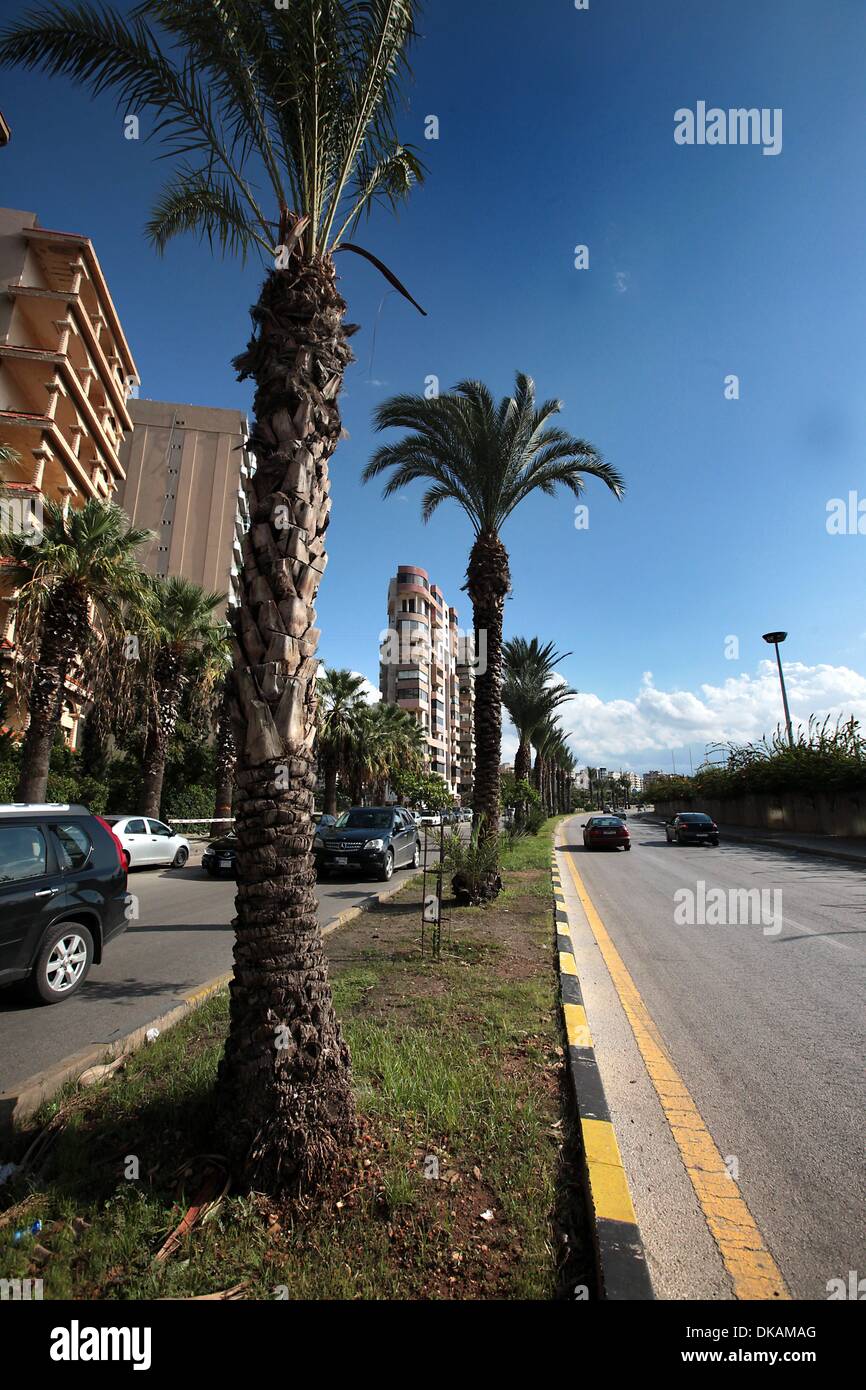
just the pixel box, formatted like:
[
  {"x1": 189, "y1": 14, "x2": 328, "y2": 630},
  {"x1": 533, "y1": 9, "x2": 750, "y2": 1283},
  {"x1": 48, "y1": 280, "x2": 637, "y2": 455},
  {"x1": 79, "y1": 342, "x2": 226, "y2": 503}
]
[
  {"x1": 466, "y1": 529, "x2": 510, "y2": 852},
  {"x1": 514, "y1": 738, "x2": 532, "y2": 785},
  {"x1": 141, "y1": 652, "x2": 184, "y2": 819},
  {"x1": 322, "y1": 762, "x2": 338, "y2": 818},
  {"x1": 215, "y1": 245, "x2": 355, "y2": 1193},
  {"x1": 16, "y1": 584, "x2": 88, "y2": 802},
  {"x1": 211, "y1": 681, "x2": 236, "y2": 837}
]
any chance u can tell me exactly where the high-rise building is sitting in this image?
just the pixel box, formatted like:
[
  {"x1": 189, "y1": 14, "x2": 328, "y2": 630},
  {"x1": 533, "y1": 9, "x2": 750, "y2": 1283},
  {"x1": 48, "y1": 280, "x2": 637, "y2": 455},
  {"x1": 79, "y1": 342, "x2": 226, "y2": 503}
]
[
  {"x1": 0, "y1": 207, "x2": 140, "y2": 744},
  {"x1": 0, "y1": 207, "x2": 139, "y2": 506},
  {"x1": 116, "y1": 398, "x2": 252, "y2": 617},
  {"x1": 379, "y1": 564, "x2": 475, "y2": 800}
]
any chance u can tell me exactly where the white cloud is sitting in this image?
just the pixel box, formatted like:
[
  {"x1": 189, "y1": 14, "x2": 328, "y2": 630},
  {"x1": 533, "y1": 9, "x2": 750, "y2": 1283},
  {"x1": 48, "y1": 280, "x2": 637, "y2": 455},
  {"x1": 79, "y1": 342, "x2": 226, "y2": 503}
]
[{"x1": 550, "y1": 661, "x2": 866, "y2": 770}]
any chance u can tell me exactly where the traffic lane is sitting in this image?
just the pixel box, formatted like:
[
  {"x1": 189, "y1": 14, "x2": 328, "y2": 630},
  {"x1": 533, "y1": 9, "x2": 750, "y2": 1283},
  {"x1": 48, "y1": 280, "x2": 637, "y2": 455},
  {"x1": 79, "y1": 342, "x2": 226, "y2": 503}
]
[
  {"x1": 0, "y1": 847, "x2": 435, "y2": 1098},
  {"x1": 564, "y1": 814, "x2": 866, "y2": 1299}
]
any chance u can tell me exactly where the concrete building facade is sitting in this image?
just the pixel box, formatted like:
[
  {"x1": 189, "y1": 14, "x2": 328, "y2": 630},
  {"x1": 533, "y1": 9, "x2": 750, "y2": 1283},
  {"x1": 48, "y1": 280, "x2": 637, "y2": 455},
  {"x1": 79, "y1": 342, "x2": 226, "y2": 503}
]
[
  {"x1": 379, "y1": 564, "x2": 475, "y2": 801},
  {"x1": 0, "y1": 208, "x2": 140, "y2": 744},
  {"x1": 116, "y1": 398, "x2": 251, "y2": 617}
]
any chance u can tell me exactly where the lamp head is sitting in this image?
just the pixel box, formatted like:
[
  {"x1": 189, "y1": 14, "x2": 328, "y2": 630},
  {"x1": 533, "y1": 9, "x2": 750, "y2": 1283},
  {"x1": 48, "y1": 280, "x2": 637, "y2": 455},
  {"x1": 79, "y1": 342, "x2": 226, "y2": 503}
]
[{"x1": 762, "y1": 631, "x2": 787, "y2": 645}]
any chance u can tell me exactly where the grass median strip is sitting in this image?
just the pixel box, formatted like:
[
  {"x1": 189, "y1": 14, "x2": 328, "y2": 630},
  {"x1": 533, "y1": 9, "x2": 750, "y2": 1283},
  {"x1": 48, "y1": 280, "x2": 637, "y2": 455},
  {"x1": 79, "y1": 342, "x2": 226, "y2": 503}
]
[{"x1": 0, "y1": 819, "x2": 592, "y2": 1300}]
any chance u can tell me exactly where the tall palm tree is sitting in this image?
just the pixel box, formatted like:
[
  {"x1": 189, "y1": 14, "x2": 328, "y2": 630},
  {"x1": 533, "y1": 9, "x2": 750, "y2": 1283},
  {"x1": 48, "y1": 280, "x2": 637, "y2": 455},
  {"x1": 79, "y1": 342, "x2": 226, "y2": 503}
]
[
  {"x1": 502, "y1": 637, "x2": 575, "y2": 787},
  {"x1": 0, "y1": 499, "x2": 150, "y2": 801},
  {"x1": 139, "y1": 577, "x2": 226, "y2": 818},
  {"x1": 349, "y1": 700, "x2": 425, "y2": 802},
  {"x1": 364, "y1": 374, "x2": 623, "y2": 859},
  {"x1": 0, "y1": 0, "x2": 424, "y2": 1189},
  {"x1": 317, "y1": 668, "x2": 367, "y2": 816}
]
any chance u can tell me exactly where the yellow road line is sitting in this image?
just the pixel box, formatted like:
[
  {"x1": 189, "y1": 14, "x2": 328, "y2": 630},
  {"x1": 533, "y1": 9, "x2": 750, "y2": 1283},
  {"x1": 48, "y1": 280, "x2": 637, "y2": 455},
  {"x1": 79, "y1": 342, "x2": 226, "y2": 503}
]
[{"x1": 560, "y1": 844, "x2": 789, "y2": 1301}]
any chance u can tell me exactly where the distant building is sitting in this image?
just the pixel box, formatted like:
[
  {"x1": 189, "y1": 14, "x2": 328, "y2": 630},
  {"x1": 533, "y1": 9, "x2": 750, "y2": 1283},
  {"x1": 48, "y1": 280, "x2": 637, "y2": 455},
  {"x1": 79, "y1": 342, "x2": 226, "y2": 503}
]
[
  {"x1": 379, "y1": 564, "x2": 475, "y2": 800},
  {"x1": 116, "y1": 398, "x2": 251, "y2": 617},
  {"x1": 0, "y1": 207, "x2": 140, "y2": 744}
]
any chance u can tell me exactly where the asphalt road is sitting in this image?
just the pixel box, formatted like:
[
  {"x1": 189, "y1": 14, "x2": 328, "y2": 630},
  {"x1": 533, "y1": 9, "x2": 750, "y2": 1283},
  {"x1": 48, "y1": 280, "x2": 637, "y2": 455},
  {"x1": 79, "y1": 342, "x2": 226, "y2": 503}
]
[
  {"x1": 559, "y1": 812, "x2": 866, "y2": 1300},
  {"x1": 0, "y1": 835, "x2": 445, "y2": 1098}
]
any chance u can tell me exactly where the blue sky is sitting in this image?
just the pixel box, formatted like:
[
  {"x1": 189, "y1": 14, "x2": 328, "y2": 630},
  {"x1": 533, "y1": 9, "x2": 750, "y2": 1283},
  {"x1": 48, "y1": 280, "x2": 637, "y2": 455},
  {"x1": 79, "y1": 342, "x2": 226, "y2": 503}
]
[{"x1": 2, "y1": 0, "x2": 865, "y2": 770}]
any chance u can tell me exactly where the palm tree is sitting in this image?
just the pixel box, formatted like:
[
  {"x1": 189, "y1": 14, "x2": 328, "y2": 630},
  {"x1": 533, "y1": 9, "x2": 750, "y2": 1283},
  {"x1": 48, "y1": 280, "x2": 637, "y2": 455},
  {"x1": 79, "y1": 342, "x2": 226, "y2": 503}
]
[
  {"x1": 138, "y1": 577, "x2": 226, "y2": 818},
  {"x1": 349, "y1": 701, "x2": 425, "y2": 802},
  {"x1": 317, "y1": 668, "x2": 367, "y2": 816},
  {"x1": 0, "y1": 0, "x2": 425, "y2": 1189},
  {"x1": 364, "y1": 373, "x2": 623, "y2": 860},
  {"x1": 502, "y1": 637, "x2": 575, "y2": 788},
  {"x1": 0, "y1": 499, "x2": 150, "y2": 801},
  {"x1": 210, "y1": 664, "x2": 236, "y2": 838}
]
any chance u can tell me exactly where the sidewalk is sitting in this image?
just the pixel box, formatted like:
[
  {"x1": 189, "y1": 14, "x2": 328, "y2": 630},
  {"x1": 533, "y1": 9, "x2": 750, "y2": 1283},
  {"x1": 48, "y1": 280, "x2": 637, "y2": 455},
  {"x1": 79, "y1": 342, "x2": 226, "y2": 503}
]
[{"x1": 644, "y1": 814, "x2": 866, "y2": 866}]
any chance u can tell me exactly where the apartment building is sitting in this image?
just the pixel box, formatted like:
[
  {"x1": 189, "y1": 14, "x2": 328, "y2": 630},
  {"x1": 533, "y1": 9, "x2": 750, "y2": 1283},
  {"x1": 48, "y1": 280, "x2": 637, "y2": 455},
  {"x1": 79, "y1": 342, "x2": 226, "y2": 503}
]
[
  {"x1": 0, "y1": 207, "x2": 140, "y2": 742},
  {"x1": 116, "y1": 398, "x2": 251, "y2": 617},
  {"x1": 379, "y1": 564, "x2": 475, "y2": 801}
]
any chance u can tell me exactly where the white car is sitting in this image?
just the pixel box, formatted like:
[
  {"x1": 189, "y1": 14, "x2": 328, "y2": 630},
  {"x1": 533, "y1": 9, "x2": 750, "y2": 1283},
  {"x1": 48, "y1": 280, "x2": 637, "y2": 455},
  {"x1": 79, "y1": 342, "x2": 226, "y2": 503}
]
[
  {"x1": 103, "y1": 815, "x2": 190, "y2": 869},
  {"x1": 418, "y1": 811, "x2": 441, "y2": 827}
]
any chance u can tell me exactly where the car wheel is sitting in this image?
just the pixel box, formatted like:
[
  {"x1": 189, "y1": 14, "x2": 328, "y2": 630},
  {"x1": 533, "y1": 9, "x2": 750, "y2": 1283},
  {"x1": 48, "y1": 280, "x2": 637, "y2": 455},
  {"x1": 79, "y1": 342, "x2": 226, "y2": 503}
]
[
  {"x1": 203, "y1": 863, "x2": 216, "y2": 877},
  {"x1": 412, "y1": 841, "x2": 421, "y2": 869},
  {"x1": 711, "y1": 838, "x2": 719, "y2": 846},
  {"x1": 317, "y1": 862, "x2": 328, "y2": 881},
  {"x1": 171, "y1": 846, "x2": 189, "y2": 868},
  {"x1": 29, "y1": 922, "x2": 94, "y2": 1005},
  {"x1": 624, "y1": 843, "x2": 631, "y2": 851},
  {"x1": 379, "y1": 850, "x2": 394, "y2": 882},
  {"x1": 123, "y1": 850, "x2": 131, "y2": 868}
]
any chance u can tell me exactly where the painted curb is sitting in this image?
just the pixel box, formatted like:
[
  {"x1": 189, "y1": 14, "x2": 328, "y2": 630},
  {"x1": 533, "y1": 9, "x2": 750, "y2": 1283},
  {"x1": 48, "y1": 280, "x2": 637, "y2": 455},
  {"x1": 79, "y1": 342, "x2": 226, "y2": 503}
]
[
  {"x1": 551, "y1": 850, "x2": 654, "y2": 1301},
  {"x1": 0, "y1": 874, "x2": 417, "y2": 1138}
]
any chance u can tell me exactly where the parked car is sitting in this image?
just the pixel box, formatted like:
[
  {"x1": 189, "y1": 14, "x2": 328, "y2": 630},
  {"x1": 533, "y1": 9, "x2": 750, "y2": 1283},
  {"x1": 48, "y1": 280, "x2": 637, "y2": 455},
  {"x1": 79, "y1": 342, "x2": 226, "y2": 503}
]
[
  {"x1": 665, "y1": 813, "x2": 719, "y2": 846},
  {"x1": 418, "y1": 811, "x2": 442, "y2": 827},
  {"x1": 316, "y1": 806, "x2": 421, "y2": 881},
  {"x1": 202, "y1": 832, "x2": 238, "y2": 878},
  {"x1": 0, "y1": 804, "x2": 130, "y2": 1004},
  {"x1": 102, "y1": 815, "x2": 190, "y2": 869},
  {"x1": 582, "y1": 815, "x2": 631, "y2": 851},
  {"x1": 458, "y1": 808, "x2": 473, "y2": 822}
]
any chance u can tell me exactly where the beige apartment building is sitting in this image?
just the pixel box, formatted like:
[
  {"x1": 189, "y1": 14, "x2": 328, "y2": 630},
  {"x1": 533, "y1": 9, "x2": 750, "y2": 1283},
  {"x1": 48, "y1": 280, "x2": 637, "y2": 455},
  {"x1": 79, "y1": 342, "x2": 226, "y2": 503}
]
[
  {"x1": 0, "y1": 207, "x2": 140, "y2": 742},
  {"x1": 116, "y1": 398, "x2": 251, "y2": 616},
  {"x1": 379, "y1": 564, "x2": 475, "y2": 801}
]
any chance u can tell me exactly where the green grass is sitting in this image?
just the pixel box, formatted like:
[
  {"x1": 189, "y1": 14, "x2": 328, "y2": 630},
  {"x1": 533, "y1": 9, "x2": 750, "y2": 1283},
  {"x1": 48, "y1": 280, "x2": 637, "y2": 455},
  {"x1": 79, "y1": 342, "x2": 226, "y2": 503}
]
[
  {"x1": 0, "y1": 820, "x2": 587, "y2": 1301},
  {"x1": 501, "y1": 816, "x2": 561, "y2": 871}
]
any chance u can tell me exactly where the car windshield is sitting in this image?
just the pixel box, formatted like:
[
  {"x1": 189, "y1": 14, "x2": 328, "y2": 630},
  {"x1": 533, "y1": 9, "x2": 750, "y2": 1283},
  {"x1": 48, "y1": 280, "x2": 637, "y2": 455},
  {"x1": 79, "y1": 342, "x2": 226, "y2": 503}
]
[
  {"x1": 335, "y1": 810, "x2": 392, "y2": 830},
  {"x1": 680, "y1": 813, "x2": 713, "y2": 823}
]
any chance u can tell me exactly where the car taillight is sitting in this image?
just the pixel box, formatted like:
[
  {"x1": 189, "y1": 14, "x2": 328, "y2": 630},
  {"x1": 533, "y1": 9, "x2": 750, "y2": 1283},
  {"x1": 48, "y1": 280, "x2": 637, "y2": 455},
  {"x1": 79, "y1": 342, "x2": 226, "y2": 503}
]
[{"x1": 95, "y1": 815, "x2": 126, "y2": 872}]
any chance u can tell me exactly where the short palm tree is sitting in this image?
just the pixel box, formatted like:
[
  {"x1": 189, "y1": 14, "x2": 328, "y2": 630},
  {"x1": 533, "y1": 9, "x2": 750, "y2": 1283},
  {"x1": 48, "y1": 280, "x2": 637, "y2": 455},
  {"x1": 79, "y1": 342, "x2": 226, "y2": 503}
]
[
  {"x1": 0, "y1": 499, "x2": 150, "y2": 801},
  {"x1": 502, "y1": 637, "x2": 575, "y2": 787},
  {"x1": 139, "y1": 577, "x2": 226, "y2": 818},
  {"x1": 365, "y1": 374, "x2": 623, "y2": 859},
  {"x1": 0, "y1": 0, "x2": 424, "y2": 1189},
  {"x1": 317, "y1": 668, "x2": 367, "y2": 816}
]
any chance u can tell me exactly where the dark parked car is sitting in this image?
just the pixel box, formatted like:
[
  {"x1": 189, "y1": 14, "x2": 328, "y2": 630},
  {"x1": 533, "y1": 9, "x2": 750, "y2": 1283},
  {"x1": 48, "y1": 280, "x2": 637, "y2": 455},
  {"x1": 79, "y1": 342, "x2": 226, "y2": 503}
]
[
  {"x1": 203, "y1": 814, "x2": 338, "y2": 879},
  {"x1": 665, "y1": 812, "x2": 720, "y2": 846},
  {"x1": 316, "y1": 806, "x2": 421, "y2": 881},
  {"x1": 0, "y1": 804, "x2": 130, "y2": 1004},
  {"x1": 202, "y1": 832, "x2": 238, "y2": 877},
  {"x1": 582, "y1": 815, "x2": 631, "y2": 851}
]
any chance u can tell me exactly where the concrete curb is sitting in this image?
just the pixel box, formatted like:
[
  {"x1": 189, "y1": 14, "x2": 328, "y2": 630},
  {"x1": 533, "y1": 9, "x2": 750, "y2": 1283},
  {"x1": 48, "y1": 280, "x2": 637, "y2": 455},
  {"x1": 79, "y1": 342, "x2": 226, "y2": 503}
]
[
  {"x1": 643, "y1": 815, "x2": 866, "y2": 865},
  {"x1": 0, "y1": 874, "x2": 417, "y2": 1139},
  {"x1": 551, "y1": 848, "x2": 654, "y2": 1301}
]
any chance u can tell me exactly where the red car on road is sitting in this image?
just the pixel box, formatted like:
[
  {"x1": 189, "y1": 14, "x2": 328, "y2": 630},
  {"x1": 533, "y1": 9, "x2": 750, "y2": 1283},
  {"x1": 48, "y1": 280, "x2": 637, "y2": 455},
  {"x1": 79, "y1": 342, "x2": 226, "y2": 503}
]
[{"x1": 582, "y1": 815, "x2": 631, "y2": 851}]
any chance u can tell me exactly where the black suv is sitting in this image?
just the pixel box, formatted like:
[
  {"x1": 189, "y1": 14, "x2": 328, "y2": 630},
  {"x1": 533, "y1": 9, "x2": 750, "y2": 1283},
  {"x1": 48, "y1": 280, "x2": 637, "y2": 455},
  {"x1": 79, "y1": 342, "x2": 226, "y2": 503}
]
[
  {"x1": 0, "y1": 805, "x2": 130, "y2": 1004},
  {"x1": 316, "y1": 806, "x2": 421, "y2": 881}
]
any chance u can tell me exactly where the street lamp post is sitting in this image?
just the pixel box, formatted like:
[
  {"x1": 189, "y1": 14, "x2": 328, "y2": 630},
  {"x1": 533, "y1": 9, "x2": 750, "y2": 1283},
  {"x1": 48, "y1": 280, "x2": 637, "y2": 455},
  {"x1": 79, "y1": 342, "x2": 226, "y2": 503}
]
[{"x1": 762, "y1": 631, "x2": 794, "y2": 746}]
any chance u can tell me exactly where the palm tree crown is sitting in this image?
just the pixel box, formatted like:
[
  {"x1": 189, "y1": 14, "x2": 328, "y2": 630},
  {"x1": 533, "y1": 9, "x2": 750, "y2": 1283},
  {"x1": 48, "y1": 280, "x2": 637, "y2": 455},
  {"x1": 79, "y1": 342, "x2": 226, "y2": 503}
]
[
  {"x1": 364, "y1": 373, "x2": 624, "y2": 530},
  {"x1": 0, "y1": 0, "x2": 423, "y2": 265}
]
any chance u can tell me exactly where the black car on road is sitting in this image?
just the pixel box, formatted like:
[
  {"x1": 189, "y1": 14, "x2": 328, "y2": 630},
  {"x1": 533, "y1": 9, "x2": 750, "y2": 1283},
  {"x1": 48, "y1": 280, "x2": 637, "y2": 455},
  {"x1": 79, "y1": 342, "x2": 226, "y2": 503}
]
[
  {"x1": 0, "y1": 804, "x2": 130, "y2": 1004},
  {"x1": 665, "y1": 812, "x2": 720, "y2": 846},
  {"x1": 316, "y1": 806, "x2": 421, "y2": 881}
]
